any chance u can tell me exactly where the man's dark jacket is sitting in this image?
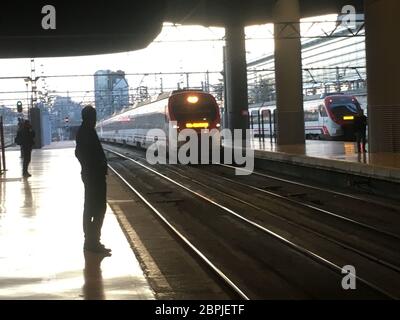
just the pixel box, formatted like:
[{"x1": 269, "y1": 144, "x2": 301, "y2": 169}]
[
  {"x1": 16, "y1": 127, "x2": 35, "y2": 148},
  {"x1": 75, "y1": 123, "x2": 107, "y2": 177}
]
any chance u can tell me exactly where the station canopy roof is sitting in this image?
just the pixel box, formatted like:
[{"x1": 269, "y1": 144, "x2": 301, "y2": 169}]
[{"x1": 0, "y1": 0, "x2": 363, "y2": 57}]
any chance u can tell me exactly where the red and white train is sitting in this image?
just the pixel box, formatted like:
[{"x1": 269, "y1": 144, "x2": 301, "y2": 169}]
[
  {"x1": 249, "y1": 93, "x2": 367, "y2": 141},
  {"x1": 97, "y1": 90, "x2": 221, "y2": 148}
]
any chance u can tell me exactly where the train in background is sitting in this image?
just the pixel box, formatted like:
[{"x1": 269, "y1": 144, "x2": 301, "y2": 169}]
[
  {"x1": 97, "y1": 89, "x2": 221, "y2": 149},
  {"x1": 249, "y1": 93, "x2": 367, "y2": 141}
]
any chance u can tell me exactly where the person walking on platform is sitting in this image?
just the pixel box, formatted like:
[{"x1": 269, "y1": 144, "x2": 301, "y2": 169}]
[
  {"x1": 15, "y1": 120, "x2": 35, "y2": 177},
  {"x1": 353, "y1": 109, "x2": 368, "y2": 153},
  {"x1": 75, "y1": 105, "x2": 111, "y2": 255}
]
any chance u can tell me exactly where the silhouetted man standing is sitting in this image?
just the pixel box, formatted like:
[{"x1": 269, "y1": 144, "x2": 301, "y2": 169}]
[
  {"x1": 75, "y1": 105, "x2": 111, "y2": 255},
  {"x1": 354, "y1": 109, "x2": 368, "y2": 153},
  {"x1": 16, "y1": 120, "x2": 35, "y2": 177}
]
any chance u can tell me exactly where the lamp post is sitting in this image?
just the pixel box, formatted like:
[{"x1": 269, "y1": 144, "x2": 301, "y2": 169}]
[
  {"x1": 24, "y1": 74, "x2": 42, "y2": 148},
  {"x1": 24, "y1": 78, "x2": 30, "y2": 115},
  {"x1": 24, "y1": 77, "x2": 40, "y2": 113}
]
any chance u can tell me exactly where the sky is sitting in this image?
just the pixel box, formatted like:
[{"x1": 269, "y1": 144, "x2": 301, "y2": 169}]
[{"x1": 0, "y1": 15, "x2": 339, "y2": 110}]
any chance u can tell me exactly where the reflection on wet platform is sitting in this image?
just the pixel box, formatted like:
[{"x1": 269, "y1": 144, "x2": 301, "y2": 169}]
[{"x1": 0, "y1": 142, "x2": 154, "y2": 299}]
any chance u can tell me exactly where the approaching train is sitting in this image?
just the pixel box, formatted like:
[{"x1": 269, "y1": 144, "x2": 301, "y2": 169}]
[
  {"x1": 249, "y1": 93, "x2": 367, "y2": 141},
  {"x1": 97, "y1": 90, "x2": 221, "y2": 149}
]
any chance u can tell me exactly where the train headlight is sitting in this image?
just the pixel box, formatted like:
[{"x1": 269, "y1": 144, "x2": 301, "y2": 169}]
[
  {"x1": 343, "y1": 116, "x2": 354, "y2": 120},
  {"x1": 187, "y1": 96, "x2": 199, "y2": 104},
  {"x1": 186, "y1": 122, "x2": 209, "y2": 128}
]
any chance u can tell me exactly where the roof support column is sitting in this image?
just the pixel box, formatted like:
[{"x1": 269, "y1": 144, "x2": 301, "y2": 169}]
[
  {"x1": 365, "y1": 0, "x2": 400, "y2": 152},
  {"x1": 224, "y1": 23, "x2": 249, "y2": 132},
  {"x1": 273, "y1": 0, "x2": 305, "y2": 145}
]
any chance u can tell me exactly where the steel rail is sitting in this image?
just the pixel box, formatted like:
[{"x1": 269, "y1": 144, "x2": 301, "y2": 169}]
[
  {"x1": 217, "y1": 165, "x2": 400, "y2": 241},
  {"x1": 219, "y1": 164, "x2": 400, "y2": 212},
  {"x1": 107, "y1": 163, "x2": 249, "y2": 300},
  {"x1": 157, "y1": 163, "x2": 400, "y2": 275}
]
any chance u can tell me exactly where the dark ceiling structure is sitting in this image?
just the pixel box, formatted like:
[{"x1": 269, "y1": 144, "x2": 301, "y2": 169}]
[
  {"x1": 0, "y1": 0, "x2": 364, "y2": 58},
  {"x1": 166, "y1": 0, "x2": 363, "y2": 26}
]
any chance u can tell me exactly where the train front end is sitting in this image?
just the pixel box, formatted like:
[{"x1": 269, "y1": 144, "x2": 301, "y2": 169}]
[
  {"x1": 168, "y1": 91, "x2": 221, "y2": 147},
  {"x1": 325, "y1": 95, "x2": 363, "y2": 141}
]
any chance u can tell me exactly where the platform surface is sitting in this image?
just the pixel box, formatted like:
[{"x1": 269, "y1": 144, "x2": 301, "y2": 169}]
[
  {"x1": 251, "y1": 138, "x2": 400, "y2": 182},
  {"x1": 0, "y1": 141, "x2": 154, "y2": 300}
]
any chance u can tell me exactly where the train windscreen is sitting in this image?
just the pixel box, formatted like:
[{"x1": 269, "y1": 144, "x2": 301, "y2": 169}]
[
  {"x1": 328, "y1": 97, "x2": 362, "y2": 119},
  {"x1": 170, "y1": 93, "x2": 218, "y2": 123}
]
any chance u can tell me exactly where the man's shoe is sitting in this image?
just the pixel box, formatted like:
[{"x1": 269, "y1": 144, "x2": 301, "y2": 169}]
[
  {"x1": 84, "y1": 243, "x2": 111, "y2": 255},
  {"x1": 23, "y1": 172, "x2": 31, "y2": 177},
  {"x1": 99, "y1": 243, "x2": 112, "y2": 252}
]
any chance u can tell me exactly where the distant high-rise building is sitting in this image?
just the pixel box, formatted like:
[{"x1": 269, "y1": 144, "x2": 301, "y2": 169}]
[
  {"x1": 94, "y1": 70, "x2": 129, "y2": 120},
  {"x1": 112, "y1": 77, "x2": 129, "y2": 114}
]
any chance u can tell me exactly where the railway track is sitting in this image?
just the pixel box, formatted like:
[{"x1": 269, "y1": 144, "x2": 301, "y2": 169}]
[
  {"x1": 220, "y1": 163, "x2": 400, "y2": 211},
  {"x1": 218, "y1": 164, "x2": 400, "y2": 230},
  {"x1": 104, "y1": 145, "x2": 400, "y2": 299},
  {"x1": 105, "y1": 145, "x2": 400, "y2": 265},
  {"x1": 158, "y1": 164, "x2": 400, "y2": 274}
]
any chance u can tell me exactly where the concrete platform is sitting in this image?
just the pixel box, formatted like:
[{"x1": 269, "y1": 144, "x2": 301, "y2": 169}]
[
  {"x1": 251, "y1": 138, "x2": 400, "y2": 183},
  {"x1": 0, "y1": 141, "x2": 154, "y2": 300}
]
